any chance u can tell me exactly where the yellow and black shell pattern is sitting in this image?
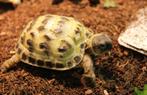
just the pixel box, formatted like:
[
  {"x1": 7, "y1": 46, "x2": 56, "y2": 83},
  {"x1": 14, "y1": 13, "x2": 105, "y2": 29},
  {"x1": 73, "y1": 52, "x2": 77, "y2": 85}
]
[{"x1": 16, "y1": 14, "x2": 92, "y2": 70}]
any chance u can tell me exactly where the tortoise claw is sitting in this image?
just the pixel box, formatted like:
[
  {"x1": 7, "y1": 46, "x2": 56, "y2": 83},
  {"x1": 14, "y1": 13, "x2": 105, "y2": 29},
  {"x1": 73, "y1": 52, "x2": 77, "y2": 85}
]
[{"x1": 81, "y1": 75, "x2": 96, "y2": 88}]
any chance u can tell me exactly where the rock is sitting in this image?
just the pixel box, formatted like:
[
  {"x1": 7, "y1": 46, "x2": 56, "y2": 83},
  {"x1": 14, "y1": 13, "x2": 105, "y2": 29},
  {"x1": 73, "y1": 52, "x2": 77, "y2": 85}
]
[
  {"x1": 85, "y1": 89, "x2": 93, "y2": 95},
  {"x1": 118, "y1": 7, "x2": 147, "y2": 55}
]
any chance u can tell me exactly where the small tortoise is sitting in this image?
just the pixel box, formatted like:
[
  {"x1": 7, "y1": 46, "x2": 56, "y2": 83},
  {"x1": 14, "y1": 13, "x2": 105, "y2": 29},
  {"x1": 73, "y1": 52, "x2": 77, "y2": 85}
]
[
  {"x1": 0, "y1": 0, "x2": 21, "y2": 5},
  {"x1": 1, "y1": 14, "x2": 112, "y2": 87}
]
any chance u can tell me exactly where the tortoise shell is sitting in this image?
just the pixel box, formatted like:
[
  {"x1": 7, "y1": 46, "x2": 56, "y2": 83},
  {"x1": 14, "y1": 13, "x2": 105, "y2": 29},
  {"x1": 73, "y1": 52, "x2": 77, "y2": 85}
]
[{"x1": 16, "y1": 14, "x2": 93, "y2": 70}]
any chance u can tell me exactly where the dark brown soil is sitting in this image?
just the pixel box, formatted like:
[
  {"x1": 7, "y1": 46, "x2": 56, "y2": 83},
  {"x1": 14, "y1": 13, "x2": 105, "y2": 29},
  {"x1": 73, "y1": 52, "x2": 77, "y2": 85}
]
[{"x1": 0, "y1": 0, "x2": 147, "y2": 95}]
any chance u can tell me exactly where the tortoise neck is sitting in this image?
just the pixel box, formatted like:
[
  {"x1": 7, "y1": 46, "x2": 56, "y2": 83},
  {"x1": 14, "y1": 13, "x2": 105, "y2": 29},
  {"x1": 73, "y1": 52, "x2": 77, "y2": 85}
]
[
  {"x1": 86, "y1": 35, "x2": 97, "y2": 56},
  {"x1": 86, "y1": 36, "x2": 96, "y2": 55}
]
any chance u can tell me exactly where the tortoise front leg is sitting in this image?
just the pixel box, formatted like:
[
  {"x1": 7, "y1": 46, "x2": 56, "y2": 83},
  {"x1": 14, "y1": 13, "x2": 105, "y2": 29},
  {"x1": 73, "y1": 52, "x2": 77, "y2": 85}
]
[
  {"x1": 80, "y1": 54, "x2": 96, "y2": 87},
  {"x1": 0, "y1": 54, "x2": 20, "y2": 73}
]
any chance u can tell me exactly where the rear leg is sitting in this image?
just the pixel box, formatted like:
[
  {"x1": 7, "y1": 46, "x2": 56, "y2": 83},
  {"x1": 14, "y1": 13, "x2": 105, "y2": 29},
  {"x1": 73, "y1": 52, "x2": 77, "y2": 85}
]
[
  {"x1": 80, "y1": 54, "x2": 96, "y2": 87},
  {"x1": 0, "y1": 54, "x2": 20, "y2": 73}
]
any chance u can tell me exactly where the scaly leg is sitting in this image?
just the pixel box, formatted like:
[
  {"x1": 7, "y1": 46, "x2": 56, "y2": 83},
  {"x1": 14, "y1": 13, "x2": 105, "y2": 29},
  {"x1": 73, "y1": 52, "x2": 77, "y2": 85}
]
[
  {"x1": 1, "y1": 54, "x2": 20, "y2": 73},
  {"x1": 80, "y1": 54, "x2": 96, "y2": 87}
]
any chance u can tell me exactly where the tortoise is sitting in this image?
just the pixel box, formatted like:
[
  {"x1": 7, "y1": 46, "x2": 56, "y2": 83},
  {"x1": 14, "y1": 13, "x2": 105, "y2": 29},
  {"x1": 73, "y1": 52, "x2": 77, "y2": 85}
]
[
  {"x1": 0, "y1": 14, "x2": 112, "y2": 87},
  {"x1": 0, "y1": 0, "x2": 21, "y2": 5}
]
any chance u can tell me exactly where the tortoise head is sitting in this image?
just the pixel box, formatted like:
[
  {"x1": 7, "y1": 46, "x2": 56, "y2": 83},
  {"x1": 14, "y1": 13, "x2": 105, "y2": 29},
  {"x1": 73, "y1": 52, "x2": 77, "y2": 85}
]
[{"x1": 89, "y1": 33, "x2": 112, "y2": 55}]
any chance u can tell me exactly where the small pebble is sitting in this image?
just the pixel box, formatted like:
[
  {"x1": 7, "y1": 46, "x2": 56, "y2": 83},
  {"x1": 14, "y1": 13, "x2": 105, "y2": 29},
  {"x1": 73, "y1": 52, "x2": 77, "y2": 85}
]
[
  {"x1": 123, "y1": 50, "x2": 128, "y2": 56},
  {"x1": 85, "y1": 89, "x2": 93, "y2": 95},
  {"x1": 10, "y1": 50, "x2": 16, "y2": 54},
  {"x1": 104, "y1": 90, "x2": 109, "y2": 95}
]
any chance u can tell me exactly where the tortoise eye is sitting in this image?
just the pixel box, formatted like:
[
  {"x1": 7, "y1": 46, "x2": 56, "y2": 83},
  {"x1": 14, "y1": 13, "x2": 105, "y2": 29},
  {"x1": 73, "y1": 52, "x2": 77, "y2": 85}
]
[
  {"x1": 99, "y1": 44, "x2": 107, "y2": 51},
  {"x1": 93, "y1": 44, "x2": 105, "y2": 53}
]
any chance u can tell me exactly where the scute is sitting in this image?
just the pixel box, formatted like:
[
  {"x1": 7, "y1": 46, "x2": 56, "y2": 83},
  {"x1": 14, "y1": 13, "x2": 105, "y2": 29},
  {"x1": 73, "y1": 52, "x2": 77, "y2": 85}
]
[{"x1": 16, "y1": 14, "x2": 92, "y2": 70}]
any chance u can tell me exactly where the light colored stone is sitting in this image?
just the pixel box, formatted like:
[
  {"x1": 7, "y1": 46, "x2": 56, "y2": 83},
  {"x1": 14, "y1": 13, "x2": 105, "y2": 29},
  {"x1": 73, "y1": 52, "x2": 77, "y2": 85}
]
[
  {"x1": 118, "y1": 7, "x2": 147, "y2": 55},
  {"x1": 85, "y1": 89, "x2": 93, "y2": 95}
]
